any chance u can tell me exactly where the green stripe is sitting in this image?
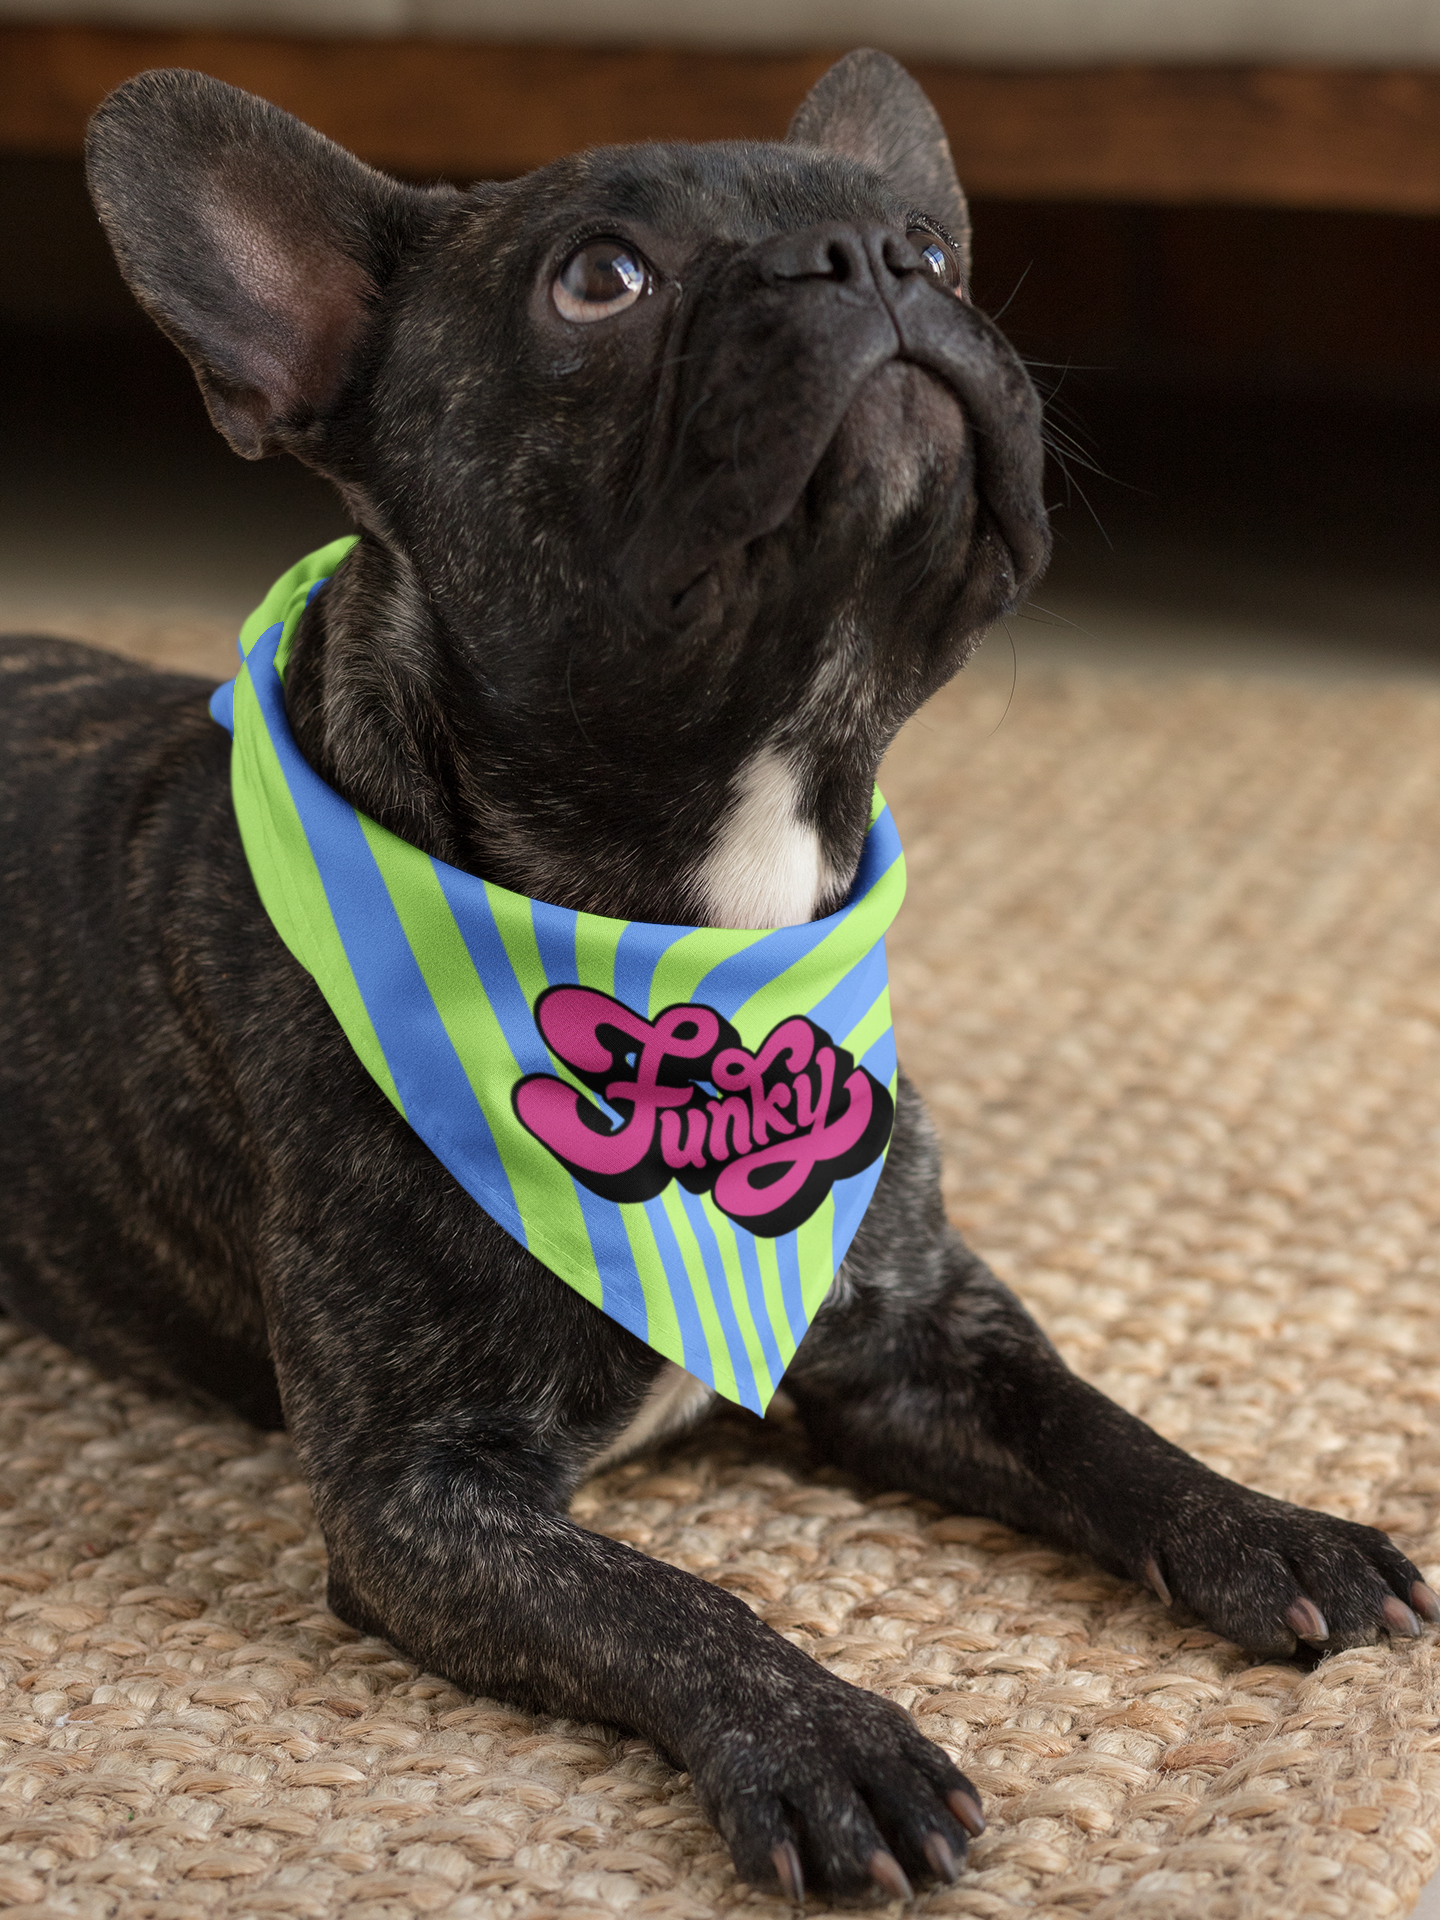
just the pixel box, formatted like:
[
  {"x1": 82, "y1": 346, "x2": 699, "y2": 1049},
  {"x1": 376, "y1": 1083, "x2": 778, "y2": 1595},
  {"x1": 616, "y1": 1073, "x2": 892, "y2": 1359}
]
[
  {"x1": 360, "y1": 819, "x2": 605, "y2": 1278},
  {"x1": 620, "y1": 1209, "x2": 686, "y2": 1357},
  {"x1": 840, "y1": 982, "x2": 894, "y2": 1066},
  {"x1": 726, "y1": 847, "x2": 906, "y2": 1043},
  {"x1": 574, "y1": 911, "x2": 626, "y2": 1003},
  {"x1": 756, "y1": 1237, "x2": 794, "y2": 1376},
  {"x1": 796, "y1": 1194, "x2": 839, "y2": 1322},
  {"x1": 708, "y1": 1206, "x2": 777, "y2": 1408},
  {"x1": 231, "y1": 668, "x2": 402, "y2": 1114},
  {"x1": 659, "y1": 1186, "x2": 739, "y2": 1403},
  {"x1": 646, "y1": 925, "x2": 767, "y2": 1022},
  {"x1": 245, "y1": 536, "x2": 358, "y2": 671},
  {"x1": 489, "y1": 881, "x2": 549, "y2": 1011},
  {"x1": 500, "y1": 889, "x2": 603, "y2": 1106}
]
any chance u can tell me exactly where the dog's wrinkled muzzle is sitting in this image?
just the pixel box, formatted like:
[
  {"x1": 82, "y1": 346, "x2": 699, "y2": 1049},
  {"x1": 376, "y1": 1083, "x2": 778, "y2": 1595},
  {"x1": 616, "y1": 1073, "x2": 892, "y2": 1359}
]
[{"x1": 616, "y1": 220, "x2": 1050, "y2": 627}]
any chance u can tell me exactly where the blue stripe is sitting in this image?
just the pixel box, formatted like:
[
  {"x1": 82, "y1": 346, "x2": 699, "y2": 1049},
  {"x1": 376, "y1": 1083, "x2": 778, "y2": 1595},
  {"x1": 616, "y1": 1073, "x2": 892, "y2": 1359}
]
[
  {"x1": 644, "y1": 1198, "x2": 712, "y2": 1381},
  {"x1": 856, "y1": 802, "x2": 902, "y2": 890},
  {"x1": 530, "y1": 898, "x2": 579, "y2": 993},
  {"x1": 775, "y1": 1232, "x2": 808, "y2": 1351},
  {"x1": 807, "y1": 942, "x2": 888, "y2": 1051},
  {"x1": 570, "y1": 1183, "x2": 649, "y2": 1341},
  {"x1": 430, "y1": 864, "x2": 645, "y2": 1329},
  {"x1": 249, "y1": 627, "x2": 529, "y2": 1245},
  {"x1": 691, "y1": 916, "x2": 839, "y2": 1022},
  {"x1": 677, "y1": 1189, "x2": 762, "y2": 1414},
  {"x1": 830, "y1": 1160, "x2": 886, "y2": 1289},
  {"x1": 690, "y1": 807, "x2": 902, "y2": 1021},
  {"x1": 211, "y1": 615, "x2": 284, "y2": 731},
  {"x1": 734, "y1": 1230, "x2": 785, "y2": 1392},
  {"x1": 859, "y1": 1028, "x2": 897, "y2": 1089},
  {"x1": 431, "y1": 861, "x2": 553, "y2": 1078},
  {"x1": 241, "y1": 617, "x2": 282, "y2": 663},
  {"x1": 612, "y1": 918, "x2": 665, "y2": 1021}
]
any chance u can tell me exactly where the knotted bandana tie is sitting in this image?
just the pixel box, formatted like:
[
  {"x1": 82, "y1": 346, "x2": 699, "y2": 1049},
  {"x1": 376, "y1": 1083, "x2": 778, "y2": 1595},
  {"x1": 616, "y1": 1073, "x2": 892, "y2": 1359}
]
[{"x1": 211, "y1": 539, "x2": 907, "y2": 1412}]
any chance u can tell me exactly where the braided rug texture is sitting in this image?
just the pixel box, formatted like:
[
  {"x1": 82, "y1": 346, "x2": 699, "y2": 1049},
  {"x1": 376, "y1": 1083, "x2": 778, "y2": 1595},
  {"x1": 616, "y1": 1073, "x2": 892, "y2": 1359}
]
[{"x1": 1, "y1": 613, "x2": 1438, "y2": 1920}]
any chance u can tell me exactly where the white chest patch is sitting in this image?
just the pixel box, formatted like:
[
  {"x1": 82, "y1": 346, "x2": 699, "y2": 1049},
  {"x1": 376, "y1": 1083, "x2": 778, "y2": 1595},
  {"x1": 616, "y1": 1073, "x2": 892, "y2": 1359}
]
[{"x1": 698, "y1": 746, "x2": 833, "y2": 930}]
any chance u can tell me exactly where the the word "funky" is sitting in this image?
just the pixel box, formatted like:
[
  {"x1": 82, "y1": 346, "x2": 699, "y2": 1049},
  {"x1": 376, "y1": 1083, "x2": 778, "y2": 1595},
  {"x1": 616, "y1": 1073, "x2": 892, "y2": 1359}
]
[{"x1": 512, "y1": 987, "x2": 892, "y2": 1235}]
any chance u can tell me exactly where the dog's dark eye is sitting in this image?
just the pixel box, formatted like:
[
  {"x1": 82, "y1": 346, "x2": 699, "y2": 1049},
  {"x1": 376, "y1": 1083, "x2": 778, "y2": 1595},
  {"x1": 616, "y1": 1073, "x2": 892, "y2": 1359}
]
[
  {"x1": 553, "y1": 240, "x2": 648, "y2": 323},
  {"x1": 907, "y1": 227, "x2": 962, "y2": 295}
]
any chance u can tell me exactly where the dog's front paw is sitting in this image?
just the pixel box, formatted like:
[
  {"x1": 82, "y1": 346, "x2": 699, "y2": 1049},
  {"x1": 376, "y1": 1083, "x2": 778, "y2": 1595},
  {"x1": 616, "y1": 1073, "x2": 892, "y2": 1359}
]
[
  {"x1": 691, "y1": 1677, "x2": 982, "y2": 1901},
  {"x1": 1143, "y1": 1475, "x2": 1439, "y2": 1656}
]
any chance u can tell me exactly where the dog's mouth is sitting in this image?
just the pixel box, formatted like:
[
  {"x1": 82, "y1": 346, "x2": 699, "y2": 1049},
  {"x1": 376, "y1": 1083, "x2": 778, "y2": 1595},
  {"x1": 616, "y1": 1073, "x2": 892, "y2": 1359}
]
[
  {"x1": 614, "y1": 243, "x2": 1050, "y2": 634},
  {"x1": 638, "y1": 355, "x2": 973, "y2": 623},
  {"x1": 804, "y1": 357, "x2": 970, "y2": 531}
]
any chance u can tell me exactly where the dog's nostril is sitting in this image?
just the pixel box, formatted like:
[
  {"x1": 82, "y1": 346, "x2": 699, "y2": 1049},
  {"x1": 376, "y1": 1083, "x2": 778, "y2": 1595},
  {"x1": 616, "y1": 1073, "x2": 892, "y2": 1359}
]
[{"x1": 825, "y1": 241, "x2": 853, "y2": 281}]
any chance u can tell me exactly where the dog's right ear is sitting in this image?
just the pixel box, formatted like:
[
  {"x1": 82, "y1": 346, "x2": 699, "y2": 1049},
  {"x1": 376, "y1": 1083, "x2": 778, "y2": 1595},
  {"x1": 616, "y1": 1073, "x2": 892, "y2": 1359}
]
[
  {"x1": 86, "y1": 69, "x2": 455, "y2": 459},
  {"x1": 787, "y1": 50, "x2": 970, "y2": 284}
]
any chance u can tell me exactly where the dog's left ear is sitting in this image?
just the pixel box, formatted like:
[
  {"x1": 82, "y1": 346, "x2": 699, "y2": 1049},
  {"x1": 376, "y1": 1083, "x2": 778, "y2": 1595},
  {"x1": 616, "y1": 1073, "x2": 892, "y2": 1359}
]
[
  {"x1": 786, "y1": 49, "x2": 970, "y2": 282},
  {"x1": 86, "y1": 69, "x2": 458, "y2": 461}
]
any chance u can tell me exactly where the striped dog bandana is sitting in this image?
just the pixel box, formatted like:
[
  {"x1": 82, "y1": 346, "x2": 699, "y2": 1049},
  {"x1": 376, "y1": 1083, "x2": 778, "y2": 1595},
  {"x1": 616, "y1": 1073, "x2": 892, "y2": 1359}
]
[{"x1": 211, "y1": 539, "x2": 906, "y2": 1413}]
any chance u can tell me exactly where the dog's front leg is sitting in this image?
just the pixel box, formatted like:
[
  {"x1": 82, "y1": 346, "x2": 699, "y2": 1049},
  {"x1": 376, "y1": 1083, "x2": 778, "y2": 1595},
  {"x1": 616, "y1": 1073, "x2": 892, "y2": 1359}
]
[
  {"x1": 786, "y1": 1073, "x2": 1436, "y2": 1657},
  {"x1": 260, "y1": 1220, "x2": 981, "y2": 1900}
]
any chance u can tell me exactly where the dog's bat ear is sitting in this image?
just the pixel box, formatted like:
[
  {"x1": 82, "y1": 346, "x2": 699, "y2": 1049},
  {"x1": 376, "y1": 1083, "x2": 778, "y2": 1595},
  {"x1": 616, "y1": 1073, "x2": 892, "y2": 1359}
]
[
  {"x1": 786, "y1": 49, "x2": 970, "y2": 283},
  {"x1": 86, "y1": 69, "x2": 454, "y2": 460}
]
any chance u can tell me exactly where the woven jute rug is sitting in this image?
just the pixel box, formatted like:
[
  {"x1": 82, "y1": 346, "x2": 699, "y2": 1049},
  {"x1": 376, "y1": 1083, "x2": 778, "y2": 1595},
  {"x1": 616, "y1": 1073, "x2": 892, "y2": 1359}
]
[{"x1": 1, "y1": 605, "x2": 1439, "y2": 1920}]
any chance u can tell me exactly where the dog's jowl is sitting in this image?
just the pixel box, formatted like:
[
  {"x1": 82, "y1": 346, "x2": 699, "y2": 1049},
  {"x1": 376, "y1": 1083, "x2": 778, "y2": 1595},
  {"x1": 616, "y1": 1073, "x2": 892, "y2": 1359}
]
[{"x1": 1, "y1": 51, "x2": 1433, "y2": 1901}]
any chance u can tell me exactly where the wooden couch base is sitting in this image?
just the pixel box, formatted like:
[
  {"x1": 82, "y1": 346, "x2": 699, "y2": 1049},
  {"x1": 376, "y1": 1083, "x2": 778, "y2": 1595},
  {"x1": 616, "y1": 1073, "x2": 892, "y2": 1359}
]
[{"x1": 3, "y1": 22, "x2": 1440, "y2": 212}]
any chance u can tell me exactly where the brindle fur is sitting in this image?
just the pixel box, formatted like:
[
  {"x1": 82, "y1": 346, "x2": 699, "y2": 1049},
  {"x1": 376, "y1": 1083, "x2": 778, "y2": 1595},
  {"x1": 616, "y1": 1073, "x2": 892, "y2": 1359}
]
[{"x1": 0, "y1": 52, "x2": 1427, "y2": 1902}]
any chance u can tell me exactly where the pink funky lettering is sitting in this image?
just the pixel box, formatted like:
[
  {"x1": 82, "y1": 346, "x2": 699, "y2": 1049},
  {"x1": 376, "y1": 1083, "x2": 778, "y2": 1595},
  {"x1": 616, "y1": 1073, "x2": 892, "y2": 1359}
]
[{"x1": 512, "y1": 987, "x2": 892, "y2": 1232}]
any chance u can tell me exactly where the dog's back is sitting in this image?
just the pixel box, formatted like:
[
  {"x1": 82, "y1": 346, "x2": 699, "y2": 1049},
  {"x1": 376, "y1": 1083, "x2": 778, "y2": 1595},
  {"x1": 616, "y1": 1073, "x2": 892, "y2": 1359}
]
[{"x1": 0, "y1": 637, "x2": 284, "y2": 1420}]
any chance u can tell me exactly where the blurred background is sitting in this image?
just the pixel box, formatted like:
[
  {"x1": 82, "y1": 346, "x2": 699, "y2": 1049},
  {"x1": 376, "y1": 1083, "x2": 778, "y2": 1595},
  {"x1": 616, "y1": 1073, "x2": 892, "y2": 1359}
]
[{"x1": 2, "y1": 2, "x2": 1438, "y2": 677}]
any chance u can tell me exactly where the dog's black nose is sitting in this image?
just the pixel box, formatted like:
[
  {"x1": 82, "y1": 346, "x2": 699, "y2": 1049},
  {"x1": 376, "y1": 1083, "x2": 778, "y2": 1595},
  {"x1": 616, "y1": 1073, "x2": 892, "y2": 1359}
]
[{"x1": 757, "y1": 223, "x2": 927, "y2": 296}]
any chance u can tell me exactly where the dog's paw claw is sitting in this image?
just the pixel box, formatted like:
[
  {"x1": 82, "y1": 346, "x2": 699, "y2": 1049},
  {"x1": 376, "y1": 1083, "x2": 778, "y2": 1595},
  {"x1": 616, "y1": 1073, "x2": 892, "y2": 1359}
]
[
  {"x1": 1143, "y1": 1554, "x2": 1173, "y2": 1607},
  {"x1": 772, "y1": 1840, "x2": 805, "y2": 1905},
  {"x1": 1411, "y1": 1580, "x2": 1440, "y2": 1625},
  {"x1": 1285, "y1": 1597, "x2": 1329, "y2": 1643},
  {"x1": 1383, "y1": 1595, "x2": 1422, "y2": 1638},
  {"x1": 868, "y1": 1851, "x2": 913, "y2": 1902},
  {"x1": 922, "y1": 1831, "x2": 961, "y2": 1884},
  {"x1": 947, "y1": 1787, "x2": 985, "y2": 1837}
]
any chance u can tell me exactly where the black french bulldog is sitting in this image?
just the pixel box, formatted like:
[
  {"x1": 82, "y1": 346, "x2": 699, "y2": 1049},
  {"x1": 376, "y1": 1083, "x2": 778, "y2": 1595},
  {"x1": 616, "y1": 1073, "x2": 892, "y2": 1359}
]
[{"x1": 0, "y1": 51, "x2": 1432, "y2": 1903}]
